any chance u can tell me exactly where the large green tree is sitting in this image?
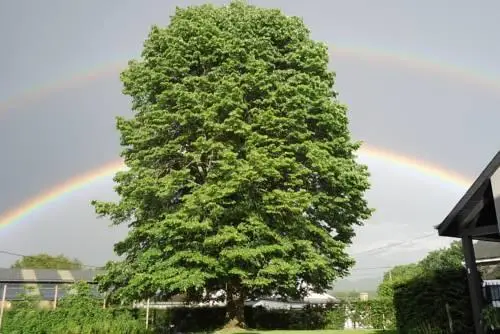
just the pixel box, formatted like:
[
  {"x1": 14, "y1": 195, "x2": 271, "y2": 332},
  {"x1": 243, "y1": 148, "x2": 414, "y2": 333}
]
[
  {"x1": 11, "y1": 253, "x2": 82, "y2": 269},
  {"x1": 93, "y1": 1, "x2": 371, "y2": 327}
]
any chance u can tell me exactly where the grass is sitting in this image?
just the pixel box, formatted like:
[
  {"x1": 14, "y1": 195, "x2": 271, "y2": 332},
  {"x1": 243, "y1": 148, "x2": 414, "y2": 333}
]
[
  {"x1": 218, "y1": 330, "x2": 397, "y2": 334},
  {"x1": 260, "y1": 331, "x2": 396, "y2": 334}
]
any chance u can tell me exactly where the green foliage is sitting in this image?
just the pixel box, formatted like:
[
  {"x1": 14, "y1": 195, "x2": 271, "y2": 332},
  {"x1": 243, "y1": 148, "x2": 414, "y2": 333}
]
[
  {"x1": 150, "y1": 299, "x2": 393, "y2": 331},
  {"x1": 481, "y1": 305, "x2": 500, "y2": 333},
  {"x1": 392, "y1": 267, "x2": 473, "y2": 334},
  {"x1": 11, "y1": 253, "x2": 82, "y2": 269},
  {"x1": 2, "y1": 287, "x2": 395, "y2": 332},
  {"x1": 375, "y1": 241, "x2": 473, "y2": 333},
  {"x1": 483, "y1": 305, "x2": 500, "y2": 330},
  {"x1": 11, "y1": 286, "x2": 42, "y2": 309},
  {"x1": 2, "y1": 281, "x2": 148, "y2": 334},
  {"x1": 92, "y1": 0, "x2": 371, "y2": 325},
  {"x1": 342, "y1": 300, "x2": 395, "y2": 330},
  {"x1": 377, "y1": 263, "x2": 423, "y2": 299},
  {"x1": 324, "y1": 305, "x2": 347, "y2": 330},
  {"x1": 418, "y1": 240, "x2": 463, "y2": 272},
  {"x1": 377, "y1": 241, "x2": 464, "y2": 300}
]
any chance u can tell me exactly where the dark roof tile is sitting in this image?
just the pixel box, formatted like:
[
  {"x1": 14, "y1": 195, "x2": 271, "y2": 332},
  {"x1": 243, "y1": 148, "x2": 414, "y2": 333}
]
[{"x1": 475, "y1": 240, "x2": 500, "y2": 260}]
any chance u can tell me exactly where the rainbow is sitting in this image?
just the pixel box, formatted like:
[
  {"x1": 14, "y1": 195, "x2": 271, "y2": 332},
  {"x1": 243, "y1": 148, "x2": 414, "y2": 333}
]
[
  {"x1": 1, "y1": 45, "x2": 500, "y2": 114},
  {"x1": 0, "y1": 160, "x2": 126, "y2": 229},
  {"x1": 359, "y1": 145, "x2": 472, "y2": 187},
  {"x1": 0, "y1": 43, "x2": 483, "y2": 228},
  {"x1": 0, "y1": 62, "x2": 126, "y2": 116},
  {"x1": 0, "y1": 144, "x2": 472, "y2": 229},
  {"x1": 330, "y1": 46, "x2": 500, "y2": 93}
]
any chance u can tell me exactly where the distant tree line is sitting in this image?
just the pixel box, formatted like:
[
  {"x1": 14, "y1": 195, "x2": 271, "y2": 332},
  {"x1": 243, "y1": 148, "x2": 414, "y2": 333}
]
[{"x1": 11, "y1": 253, "x2": 83, "y2": 270}]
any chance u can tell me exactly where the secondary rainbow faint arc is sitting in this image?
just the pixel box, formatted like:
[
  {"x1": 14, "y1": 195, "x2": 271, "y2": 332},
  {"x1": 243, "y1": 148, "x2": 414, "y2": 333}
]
[
  {"x1": 0, "y1": 144, "x2": 472, "y2": 229},
  {"x1": 1, "y1": 44, "x2": 500, "y2": 114}
]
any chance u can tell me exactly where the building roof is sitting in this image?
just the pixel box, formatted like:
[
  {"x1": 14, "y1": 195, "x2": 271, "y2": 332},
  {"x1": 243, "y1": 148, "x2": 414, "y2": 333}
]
[
  {"x1": 436, "y1": 150, "x2": 500, "y2": 239},
  {"x1": 0, "y1": 268, "x2": 103, "y2": 283},
  {"x1": 0, "y1": 269, "x2": 104, "y2": 301},
  {"x1": 475, "y1": 241, "x2": 500, "y2": 260}
]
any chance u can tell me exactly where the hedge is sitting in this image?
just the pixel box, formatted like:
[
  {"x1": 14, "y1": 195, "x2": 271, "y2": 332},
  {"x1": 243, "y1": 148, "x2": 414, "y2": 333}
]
[
  {"x1": 149, "y1": 305, "x2": 336, "y2": 332},
  {"x1": 150, "y1": 299, "x2": 395, "y2": 332},
  {"x1": 1, "y1": 282, "x2": 149, "y2": 334},
  {"x1": 1, "y1": 281, "x2": 395, "y2": 333},
  {"x1": 393, "y1": 267, "x2": 474, "y2": 333},
  {"x1": 343, "y1": 299, "x2": 395, "y2": 330},
  {"x1": 3, "y1": 300, "x2": 395, "y2": 333},
  {"x1": 3, "y1": 308, "x2": 148, "y2": 334}
]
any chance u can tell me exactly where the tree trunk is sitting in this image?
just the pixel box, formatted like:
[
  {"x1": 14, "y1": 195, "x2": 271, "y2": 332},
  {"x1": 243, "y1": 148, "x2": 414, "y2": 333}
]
[{"x1": 225, "y1": 282, "x2": 245, "y2": 329}]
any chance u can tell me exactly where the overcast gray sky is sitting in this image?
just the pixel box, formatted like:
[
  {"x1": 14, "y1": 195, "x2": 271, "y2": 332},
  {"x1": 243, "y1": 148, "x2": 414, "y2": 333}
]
[{"x1": 0, "y1": 0, "x2": 499, "y2": 286}]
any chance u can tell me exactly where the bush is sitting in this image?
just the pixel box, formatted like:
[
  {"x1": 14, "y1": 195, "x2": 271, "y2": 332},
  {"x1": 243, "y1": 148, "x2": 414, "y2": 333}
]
[
  {"x1": 2, "y1": 282, "x2": 149, "y2": 334},
  {"x1": 1, "y1": 282, "x2": 395, "y2": 332},
  {"x1": 324, "y1": 304, "x2": 347, "y2": 329},
  {"x1": 482, "y1": 305, "x2": 500, "y2": 333},
  {"x1": 3, "y1": 305, "x2": 148, "y2": 334},
  {"x1": 343, "y1": 299, "x2": 395, "y2": 329},
  {"x1": 393, "y1": 267, "x2": 473, "y2": 333},
  {"x1": 164, "y1": 307, "x2": 227, "y2": 332},
  {"x1": 152, "y1": 305, "x2": 335, "y2": 331},
  {"x1": 149, "y1": 299, "x2": 394, "y2": 331},
  {"x1": 324, "y1": 299, "x2": 395, "y2": 330},
  {"x1": 247, "y1": 304, "x2": 337, "y2": 330}
]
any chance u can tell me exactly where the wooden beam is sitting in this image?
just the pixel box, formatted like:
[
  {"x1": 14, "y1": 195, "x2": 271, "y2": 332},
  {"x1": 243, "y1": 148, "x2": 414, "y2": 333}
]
[
  {"x1": 462, "y1": 235, "x2": 484, "y2": 334},
  {"x1": 464, "y1": 224, "x2": 499, "y2": 237},
  {"x1": 476, "y1": 257, "x2": 500, "y2": 266},
  {"x1": 491, "y1": 167, "x2": 500, "y2": 230},
  {"x1": 459, "y1": 199, "x2": 485, "y2": 231},
  {"x1": 474, "y1": 236, "x2": 500, "y2": 243}
]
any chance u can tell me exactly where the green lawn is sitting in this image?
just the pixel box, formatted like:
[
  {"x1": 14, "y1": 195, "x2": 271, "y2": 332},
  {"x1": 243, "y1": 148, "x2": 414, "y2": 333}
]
[
  {"x1": 224, "y1": 330, "x2": 396, "y2": 334},
  {"x1": 271, "y1": 332, "x2": 392, "y2": 334}
]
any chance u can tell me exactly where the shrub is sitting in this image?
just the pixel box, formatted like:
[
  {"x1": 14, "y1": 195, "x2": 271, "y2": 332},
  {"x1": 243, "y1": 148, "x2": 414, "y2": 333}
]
[
  {"x1": 2, "y1": 282, "x2": 148, "y2": 334},
  {"x1": 150, "y1": 299, "x2": 394, "y2": 331},
  {"x1": 1, "y1": 282, "x2": 395, "y2": 332},
  {"x1": 393, "y1": 267, "x2": 473, "y2": 333}
]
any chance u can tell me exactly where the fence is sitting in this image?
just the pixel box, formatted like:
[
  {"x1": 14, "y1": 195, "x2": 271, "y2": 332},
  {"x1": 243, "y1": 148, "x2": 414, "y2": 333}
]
[
  {"x1": 484, "y1": 280, "x2": 500, "y2": 308},
  {"x1": 0, "y1": 282, "x2": 102, "y2": 315},
  {"x1": 0, "y1": 283, "x2": 100, "y2": 299}
]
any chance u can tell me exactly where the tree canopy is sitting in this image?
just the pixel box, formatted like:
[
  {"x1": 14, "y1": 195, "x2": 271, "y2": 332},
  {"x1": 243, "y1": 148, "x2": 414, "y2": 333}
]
[
  {"x1": 92, "y1": 1, "x2": 371, "y2": 327},
  {"x1": 377, "y1": 241, "x2": 463, "y2": 299},
  {"x1": 418, "y1": 240, "x2": 463, "y2": 271},
  {"x1": 11, "y1": 253, "x2": 83, "y2": 270},
  {"x1": 377, "y1": 263, "x2": 423, "y2": 299}
]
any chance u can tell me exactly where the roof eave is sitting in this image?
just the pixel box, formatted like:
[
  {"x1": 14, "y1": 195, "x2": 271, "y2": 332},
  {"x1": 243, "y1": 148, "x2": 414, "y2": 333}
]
[{"x1": 436, "y1": 150, "x2": 500, "y2": 237}]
